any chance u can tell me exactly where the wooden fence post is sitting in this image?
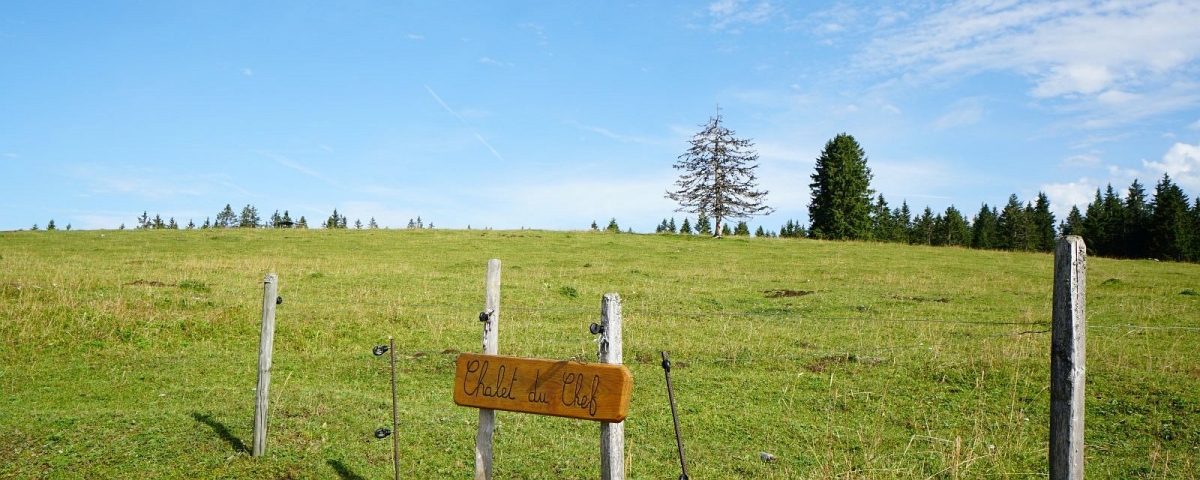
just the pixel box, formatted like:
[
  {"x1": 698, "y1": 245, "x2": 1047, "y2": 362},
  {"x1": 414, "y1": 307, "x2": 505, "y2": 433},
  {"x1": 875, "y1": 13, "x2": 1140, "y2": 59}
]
[
  {"x1": 253, "y1": 273, "x2": 278, "y2": 457},
  {"x1": 599, "y1": 293, "x2": 625, "y2": 480},
  {"x1": 476, "y1": 260, "x2": 501, "y2": 480},
  {"x1": 1051, "y1": 236, "x2": 1086, "y2": 479}
]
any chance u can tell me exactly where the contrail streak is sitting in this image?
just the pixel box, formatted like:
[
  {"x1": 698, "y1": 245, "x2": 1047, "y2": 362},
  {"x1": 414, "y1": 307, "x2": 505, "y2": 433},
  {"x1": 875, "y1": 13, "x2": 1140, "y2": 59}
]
[{"x1": 424, "y1": 85, "x2": 505, "y2": 162}]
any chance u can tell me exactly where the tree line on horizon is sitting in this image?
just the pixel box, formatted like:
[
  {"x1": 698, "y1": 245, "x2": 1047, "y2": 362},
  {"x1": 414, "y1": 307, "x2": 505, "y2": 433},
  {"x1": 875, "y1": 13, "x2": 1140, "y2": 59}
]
[
  {"x1": 663, "y1": 115, "x2": 1200, "y2": 263},
  {"x1": 124, "y1": 205, "x2": 433, "y2": 231}
]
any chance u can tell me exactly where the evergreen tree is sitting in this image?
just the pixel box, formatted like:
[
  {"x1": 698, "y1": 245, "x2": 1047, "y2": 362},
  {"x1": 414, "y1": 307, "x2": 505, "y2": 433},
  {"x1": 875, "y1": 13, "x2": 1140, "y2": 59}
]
[
  {"x1": 354, "y1": 219, "x2": 363, "y2": 229},
  {"x1": 590, "y1": 221, "x2": 599, "y2": 231},
  {"x1": 869, "y1": 194, "x2": 895, "y2": 242},
  {"x1": 1123, "y1": 179, "x2": 1151, "y2": 258},
  {"x1": 137, "y1": 211, "x2": 150, "y2": 229},
  {"x1": 202, "y1": 217, "x2": 211, "y2": 229},
  {"x1": 911, "y1": 207, "x2": 935, "y2": 245},
  {"x1": 755, "y1": 225, "x2": 765, "y2": 237},
  {"x1": 1149, "y1": 174, "x2": 1192, "y2": 261},
  {"x1": 238, "y1": 205, "x2": 260, "y2": 228},
  {"x1": 152, "y1": 214, "x2": 165, "y2": 229},
  {"x1": 47, "y1": 219, "x2": 56, "y2": 231},
  {"x1": 897, "y1": 201, "x2": 913, "y2": 241},
  {"x1": 935, "y1": 205, "x2": 970, "y2": 247},
  {"x1": 417, "y1": 216, "x2": 424, "y2": 228},
  {"x1": 269, "y1": 210, "x2": 282, "y2": 228},
  {"x1": 119, "y1": 223, "x2": 125, "y2": 230},
  {"x1": 281, "y1": 210, "x2": 293, "y2": 228},
  {"x1": 368, "y1": 217, "x2": 379, "y2": 229},
  {"x1": 297, "y1": 216, "x2": 308, "y2": 229},
  {"x1": 326, "y1": 209, "x2": 342, "y2": 229},
  {"x1": 187, "y1": 219, "x2": 195, "y2": 229},
  {"x1": 734, "y1": 221, "x2": 750, "y2": 236},
  {"x1": 1060, "y1": 206, "x2": 1084, "y2": 237},
  {"x1": 606, "y1": 218, "x2": 620, "y2": 233},
  {"x1": 666, "y1": 112, "x2": 772, "y2": 237},
  {"x1": 215, "y1": 204, "x2": 236, "y2": 228},
  {"x1": 168, "y1": 217, "x2": 178, "y2": 229},
  {"x1": 407, "y1": 218, "x2": 416, "y2": 229},
  {"x1": 65, "y1": 224, "x2": 71, "y2": 231},
  {"x1": 808, "y1": 133, "x2": 874, "y2": 240},
  {"x1": 996, "y1": 195, "x2": 1031, "y2": 251},
  {"x1": 971, "y1": 204, "x2": 999, "y2": 249},
  {"x1": 1031, "y1": 192, "x2": 1056, "y2": 252},
  {"x1": 721, "y1": 223, "x2": 732, "y2": 236},
  {"x1": 656, "y1": 218, "x2": 670, "y2": 233},
  {"x1": 668, "y1": 217, "x2": 677, "y2": 234},
  {"x1": 679, "y1": 218, "x2": 692, "y2": 235},
  {"x1": 30, "y1": 224, "x2": 38, "y2": 231},
  {"x1": 695, "y1": 213, "x2": 712, "y2": 235}
]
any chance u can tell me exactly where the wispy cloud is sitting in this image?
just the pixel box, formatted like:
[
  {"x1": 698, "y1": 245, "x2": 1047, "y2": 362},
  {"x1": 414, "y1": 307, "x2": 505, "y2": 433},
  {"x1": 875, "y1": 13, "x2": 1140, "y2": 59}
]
[
  {"x1": 3, "y1": 152, "x2": 17, "y2": 159},
  {"x1": 576, "y1": 124, "x2": 669, "y2": 146},
  {"x1": 424, "y1": 85, "x2": 506, "y2": 162},
  {"x1": 406, "y1": 33, "x2": 424, "y2": 40},
  {"x1": 934, "y1": 97, "x2": 985, "y2": 131},
  {"x1": 479, "y1": 56, "x2": 514, "y2": 67},
  {"x1": 73, "y1": 165, "x2": 250, "y2": 199},
  {"x1": 705, "y1": 0, "x2": 777, "y2": 31},
  {"x1": 243, "y1": 68, "x2": 253, "y2": 76},
  {"x1": 259, "y1": 151, "x2": 343, "y2": 187},
  {"x1": 858, "y1": 0, "x2": 1200, "y2": 128}
]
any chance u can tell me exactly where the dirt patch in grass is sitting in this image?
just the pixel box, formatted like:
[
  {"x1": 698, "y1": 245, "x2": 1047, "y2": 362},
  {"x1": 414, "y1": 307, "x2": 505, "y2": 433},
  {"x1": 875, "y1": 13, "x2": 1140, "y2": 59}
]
[
  {"x1": 125, "y1": 280, "x2": 171, "y2": 287},
  {"x1": 883, "y1": 294, "x2": 949, "y2": 303},
  {"x1": 764, "y1": 289, "x2": 814, "y2": 298},
  {"x1": 804, "y1": 354, "x2": 887, "y2": 373}
]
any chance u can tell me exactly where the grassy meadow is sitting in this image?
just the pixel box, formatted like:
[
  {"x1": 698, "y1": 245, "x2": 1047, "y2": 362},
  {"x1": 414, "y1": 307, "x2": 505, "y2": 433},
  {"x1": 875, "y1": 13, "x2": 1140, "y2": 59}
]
[{"x1": 1, "y1": 228, "x2": 1197, "y2": 478}]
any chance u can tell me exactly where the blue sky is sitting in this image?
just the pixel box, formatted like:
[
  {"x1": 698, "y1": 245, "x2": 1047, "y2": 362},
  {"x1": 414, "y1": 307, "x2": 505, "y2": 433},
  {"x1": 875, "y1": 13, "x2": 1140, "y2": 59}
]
[{"x1": 3, "y1": 1, "x2": 1200, "y2": 232}]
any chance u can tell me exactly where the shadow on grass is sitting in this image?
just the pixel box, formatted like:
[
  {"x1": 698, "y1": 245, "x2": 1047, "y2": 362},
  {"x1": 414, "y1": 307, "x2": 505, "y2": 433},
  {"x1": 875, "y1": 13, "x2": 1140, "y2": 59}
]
[
  {"x1": 190, "y1": 412, "x2": 248, "y2": 453},
  {"x1": 327, "y1": 459, "x2": 368, "y2": 480}
]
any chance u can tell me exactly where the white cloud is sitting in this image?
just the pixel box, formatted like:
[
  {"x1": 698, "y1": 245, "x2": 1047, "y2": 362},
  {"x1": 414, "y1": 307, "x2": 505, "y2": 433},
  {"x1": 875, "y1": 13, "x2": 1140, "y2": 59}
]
[
  {"x1": 577, "y1": 124, "x2": 669, "y2": 146},
  {"x1": 859, "y1": 0, "x2": 1200, "y2": 127},
  {"x1": 318, "y1": 144, "x2": 334, "y2": 153},
  {"x1": 1042, "y1": 178, "x2": 1100, "y2": 218},
  {"x1": 882, "y1": 104, "x2": 901, "y2": 115},
  {"x1": 1063, "y1": 153, "x2": 1102, "y2": 168},
  {"x1": 479, "y1": 56, "x2": 513, "y2": 67},
  {"x1": 1143, "y1": 141, "x2": 1200, "y2": 192},
  {"x1": 243, "y1": 68, "x2": 253, "y2": 76},
  {"x1": 706, "y1": 0, "x2": 776, "y2": 31},
  {"x1": 934, "y1": 97, "x2": 984, "y2": 130},
  {"x1": 73, "y1": 165, "x2": 250, "y2": 199},
  {"x1": 1189, "y1": 119, "x2": 1200, "y2": 130},
  {"x1": 3, "y1": 152, "x2": 17, "y2": 158},
  {"x1": 406, "y1": 33, "x2": 424, "y2": 40}
]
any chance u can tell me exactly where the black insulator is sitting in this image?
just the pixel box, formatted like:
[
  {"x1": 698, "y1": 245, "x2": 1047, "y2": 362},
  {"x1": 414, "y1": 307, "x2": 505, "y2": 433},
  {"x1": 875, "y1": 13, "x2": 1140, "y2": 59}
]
[{"x1": 372, "y1": 345, "x2": 390, "y2": 356}]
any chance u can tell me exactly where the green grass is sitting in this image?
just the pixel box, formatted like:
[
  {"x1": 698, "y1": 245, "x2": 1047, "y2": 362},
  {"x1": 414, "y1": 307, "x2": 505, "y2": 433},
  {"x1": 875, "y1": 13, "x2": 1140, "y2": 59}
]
[{"x1": 1, "y1": 228, "x2": 1197, "y2": 478}]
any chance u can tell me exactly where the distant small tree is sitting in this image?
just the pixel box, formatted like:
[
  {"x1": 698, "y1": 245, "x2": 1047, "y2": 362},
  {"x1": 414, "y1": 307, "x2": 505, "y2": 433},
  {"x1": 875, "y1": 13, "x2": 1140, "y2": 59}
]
[
  {"x1": 1031, "y1": 192, "x2": 1056, "y2": 252},
  {"x1": 31, "y1": 223, "x2": 38, "y2": 231},
  {"x1": 213, "y1": 205, "x2": 235, "y2": 228},
  {"x1": 668, "y1": 217, "x2": 677, "y2": 234},
  {"x1": 138, "y1": 211, "x2": 150, "y2": 229},
  {"x1": 606, "y1": 218, "x2": 620, "y2": 233},
  {"x1": 202, "y1": 217, "x2": 211, "y2": 229},
  {"x1": 66, "y1": 224, "x2": 71, "y2": 231},
  {"x1": 168, "y1": 217, "x2": 178, "y2": 229},
  {"x1": 354, "y1": 219, "x2": 363, "y2": 229},
  {"x1": 679, "y1": 218, "x2": 692, "y2": 235},
  {"x1": 733, "y1": 221, "x2": 750, "y2": 236},
  {"x1": 1060, "y1": 206, "x2": 1084, "y2": 237},
  {"x1": 417, "y1": 216, "x2": 424, "y2": 228},
  {"x1": 971, "y1": 204, "x2": 999, "y2": 249},
  {"x1": 239, "y1": 205, "x2": 260, "y2": 228},
  {"x1": 368, "y1": 217, "x2": 379, "y2": 229},
  {"x1": 47, "y1": 219, "x2": 56, "y2": 231},
  {"x1": 280, "y1": 210, "x2": 293, "y2": 228},
  {"x1": 187, "y1": 219, "x2": 195, "y2": 229},
  {"x1": 755, "y1": 226, "x2": 765, "y2": 237},
  {"x1": 590, "y1": 221, "x2": 599, "y2": 231},
  {"x1": 695, "y1": 213, "x2": 712, "y2": 236},
  {"x1": 721, "y1": 223, "x2": 732, "y2": 236},
  {"x1": 911, "y1": 207, "x2": 935, "y2": 245},
  {"x1": 297, "y1": 216, "x2": 308, "y2": 229},
  {"x1": 152, "y1": 214, "x2": 165, "y2": 229},
  {"x1": 119, "y1": 223, "x2": 125, "y2": 230},
  {"x1": 327, "y1": 209, "x2": 343, "y2": 229}
]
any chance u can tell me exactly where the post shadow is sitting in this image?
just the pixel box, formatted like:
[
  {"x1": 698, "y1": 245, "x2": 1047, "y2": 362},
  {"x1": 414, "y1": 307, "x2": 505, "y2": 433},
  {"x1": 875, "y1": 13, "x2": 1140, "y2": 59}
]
[
  {"x1": 327, "y1": 459, "x2": 368, "y2": 480},
  {"x1": 190, "y1": 412, "x2": 248, "y2": 453}
]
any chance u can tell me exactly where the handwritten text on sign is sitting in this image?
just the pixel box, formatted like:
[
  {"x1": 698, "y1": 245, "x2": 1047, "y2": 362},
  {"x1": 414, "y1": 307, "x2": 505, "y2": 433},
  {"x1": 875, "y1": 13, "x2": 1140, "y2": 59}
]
[{"x1": 453, "y1": 353, "x2": 633, "y2": 422}]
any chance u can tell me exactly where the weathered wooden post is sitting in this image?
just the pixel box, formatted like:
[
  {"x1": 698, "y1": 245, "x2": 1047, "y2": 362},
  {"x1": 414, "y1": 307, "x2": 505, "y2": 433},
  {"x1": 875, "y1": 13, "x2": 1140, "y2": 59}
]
[
  {"x1": 476, "y1": 259, "x2": 501, "y2": 480},
  {"x1": 1051, "y1": 236, "x2": 1086, "y2": 479},
  {"x1": 598, "y1": 293, "x2": 625, "y2": 480},
  {"x1": 253, "y1": 273, "x2": 279, "y2": 457}
]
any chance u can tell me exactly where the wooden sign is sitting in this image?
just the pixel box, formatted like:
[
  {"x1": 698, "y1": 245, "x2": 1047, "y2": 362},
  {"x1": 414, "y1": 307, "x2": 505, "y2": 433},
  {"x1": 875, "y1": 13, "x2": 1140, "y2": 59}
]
[{"x1": 453, "y1": 353, "x2": 633, "y2": 422}]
